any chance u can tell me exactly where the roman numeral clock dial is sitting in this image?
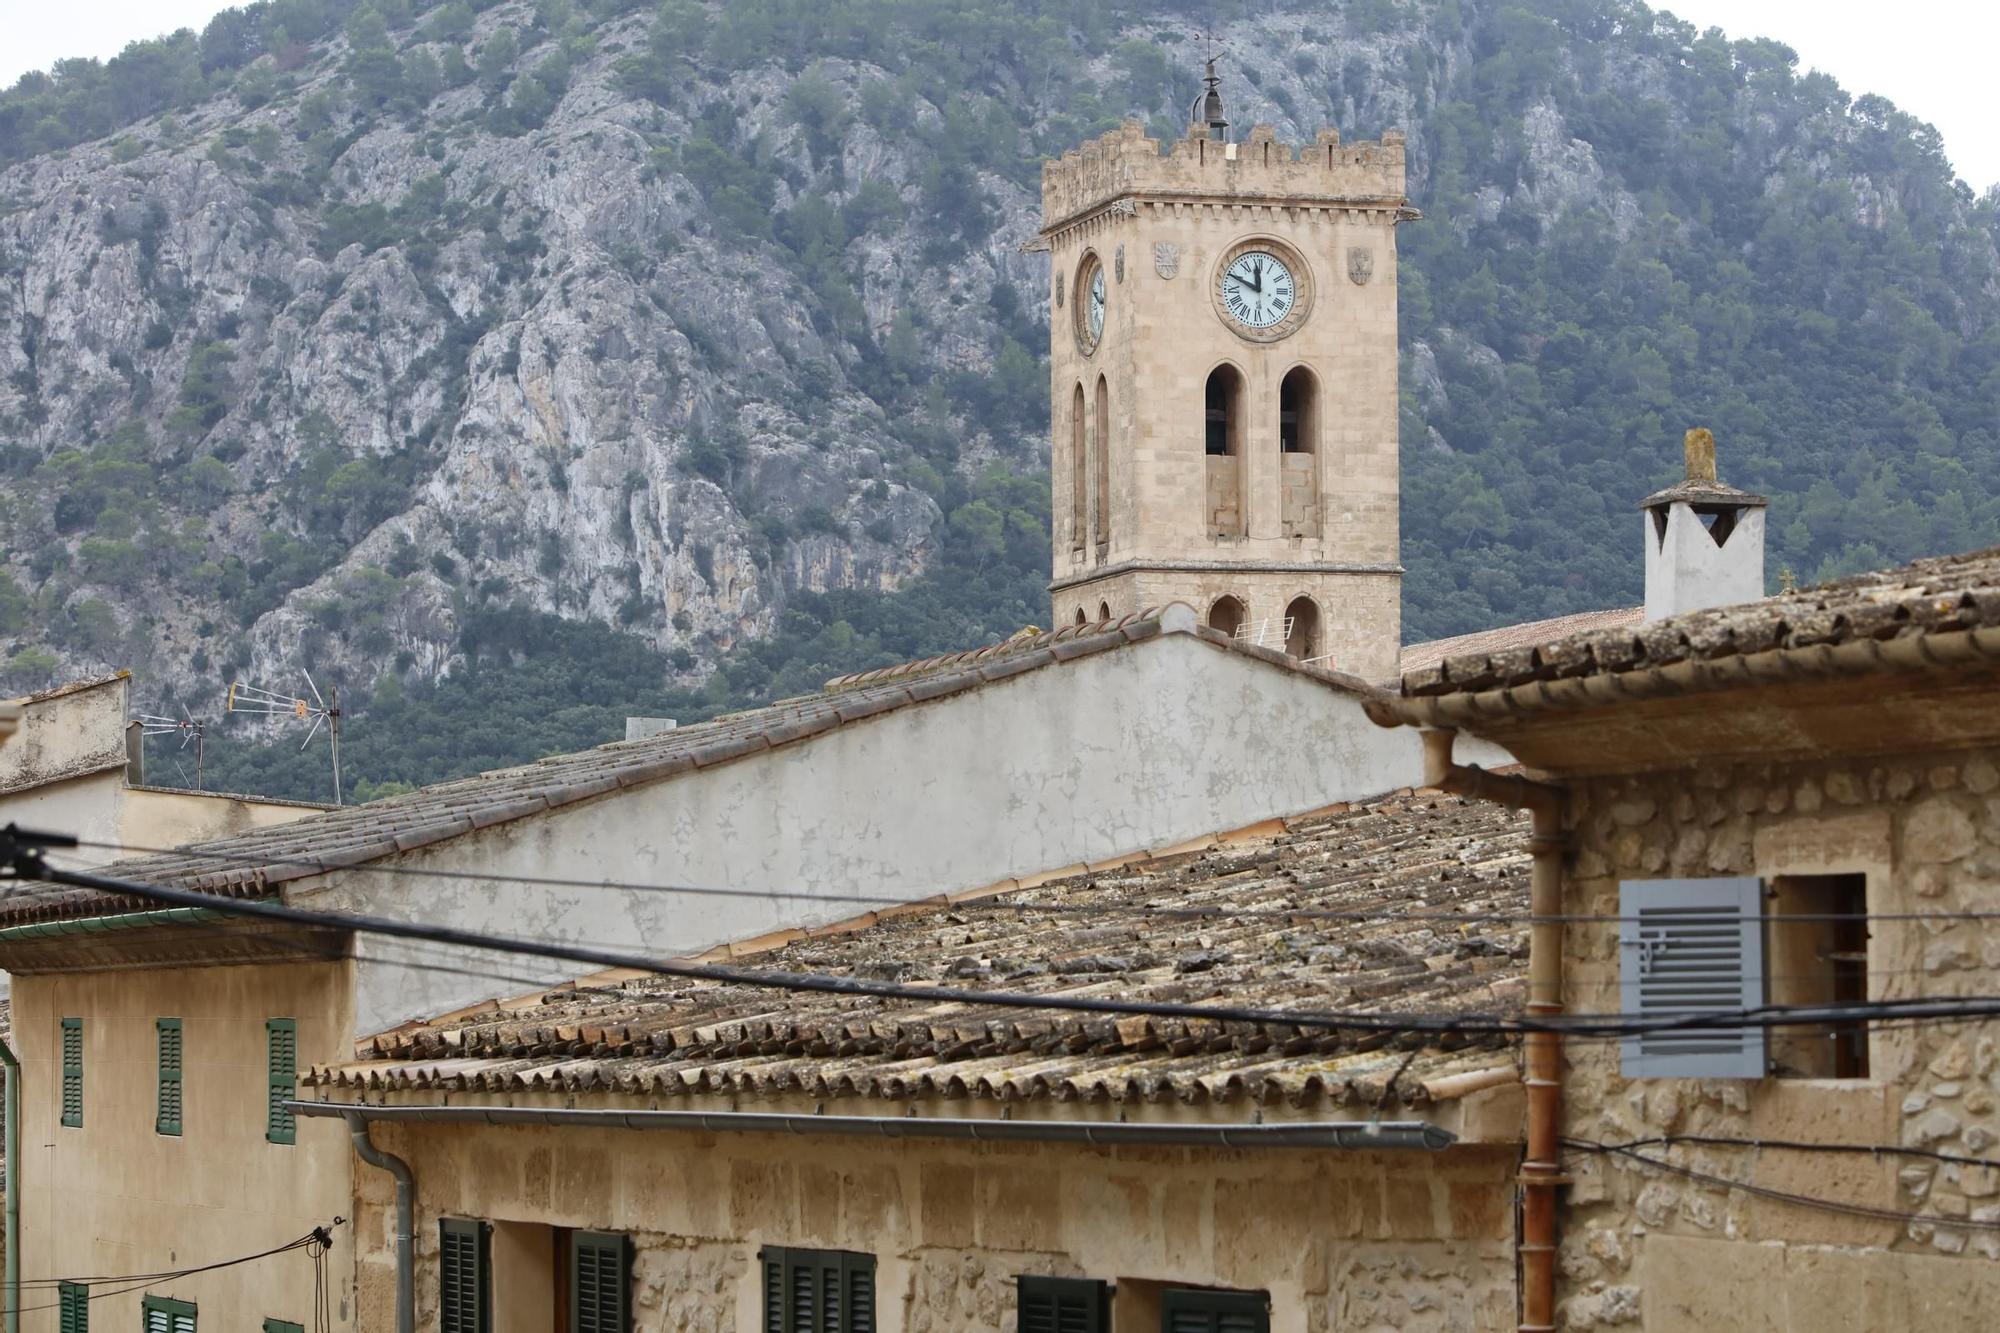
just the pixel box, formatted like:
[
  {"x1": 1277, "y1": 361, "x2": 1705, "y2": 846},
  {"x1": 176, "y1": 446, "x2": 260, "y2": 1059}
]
[{"x1": 1213, "y1": 241, "x2": 1312, "y2": 342}]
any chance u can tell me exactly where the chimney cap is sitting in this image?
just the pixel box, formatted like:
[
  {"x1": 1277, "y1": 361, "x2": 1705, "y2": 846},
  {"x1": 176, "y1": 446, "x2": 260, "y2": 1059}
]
[{"x1": 1638, "y1": 427, "x2": 1768, "y2": 511}]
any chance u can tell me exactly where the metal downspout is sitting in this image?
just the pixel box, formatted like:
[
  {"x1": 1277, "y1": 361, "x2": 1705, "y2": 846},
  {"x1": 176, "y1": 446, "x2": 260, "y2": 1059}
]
[
  {"x1": 344, "y1": 1111, "x2": 414, "y2": 1333},
  {"x1": 1420, "y1": 730, "x2": 1566, "y2": 1333},
  {"x1": 0, "y1": 1036, "x2": 17, "y2": 1333}
]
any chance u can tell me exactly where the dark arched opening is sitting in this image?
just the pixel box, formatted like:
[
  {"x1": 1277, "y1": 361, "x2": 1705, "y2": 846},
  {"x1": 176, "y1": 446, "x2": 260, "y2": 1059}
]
[
  {"x1": 1280, "y1": 366, "x2": 1321, "y2": 537},
  {"x1": 1074, "y1": 606, "x2": 1087, "y2": 626},
  {"x1": 1208, "y1": 595, "x2": 1247, "y2": 638},
  {"x1": 1284, "y1": 595, "x2": 1321, "y2": 660},
  {"x1": 1204, "y1": 365, "x2": 1246, "y2": 538},
  {"x1": 1069, "y1": 383, "x2": 1087, "y2": 552},
  {"x1": 1098, "y1": 600, "x2": 1111, "y2": 622},
  {"x1": 1094, "y1": 376, "x2": 1111, "y2": 550}
]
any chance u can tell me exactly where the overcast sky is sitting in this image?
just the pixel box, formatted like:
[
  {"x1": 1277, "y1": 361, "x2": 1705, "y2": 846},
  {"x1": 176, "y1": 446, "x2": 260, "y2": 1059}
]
[{"x1": 2, "y1": 1, "x2": 1996, "y2": 189}]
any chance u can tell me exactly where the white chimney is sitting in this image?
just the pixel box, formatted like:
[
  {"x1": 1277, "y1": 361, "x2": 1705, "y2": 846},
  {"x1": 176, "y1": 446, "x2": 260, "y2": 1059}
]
[{"x1": 1642, "y1": 428, "x2": 1768, "y2": 622}]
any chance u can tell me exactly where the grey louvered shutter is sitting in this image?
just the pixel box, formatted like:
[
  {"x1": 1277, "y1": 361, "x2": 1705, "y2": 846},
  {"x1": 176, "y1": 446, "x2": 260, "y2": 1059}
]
[
  {"x1": 1619, "y1": 877, "x2": 1767, "y2": 1078},
  {"x1": 156, "y1": 1019, "x2": 183, "y2": 1136},
  {"x1": 570, "y1": 1232, "x2": 629, "y2": 1333},
  {"x1": 1161, "y1": 1289, "x2": 1269, "y2": 1333},
  {"x1": 1018, "y1": 1276, "x2": 1108, "y2": 1333},
  {"x1": 439, "y1": 1220, "x2": 489, "y2": 1333}
]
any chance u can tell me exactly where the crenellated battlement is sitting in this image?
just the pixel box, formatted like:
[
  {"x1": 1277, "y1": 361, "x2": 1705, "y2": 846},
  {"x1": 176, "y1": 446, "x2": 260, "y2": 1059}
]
[{"x1": 1040, "y1": 119, "x2": 1407, "y2": 236}]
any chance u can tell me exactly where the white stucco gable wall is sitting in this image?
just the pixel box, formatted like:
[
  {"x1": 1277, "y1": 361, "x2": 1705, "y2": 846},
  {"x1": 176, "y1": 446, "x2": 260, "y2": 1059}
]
[{"x1": 303, "y1": 619, "x2": 1511, "y2": 1034}]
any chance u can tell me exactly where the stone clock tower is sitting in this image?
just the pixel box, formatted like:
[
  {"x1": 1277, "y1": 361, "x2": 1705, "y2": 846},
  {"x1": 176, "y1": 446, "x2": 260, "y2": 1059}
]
[{"x1": 1039, "y1": 72, "x2": 1410, "y2": 681}]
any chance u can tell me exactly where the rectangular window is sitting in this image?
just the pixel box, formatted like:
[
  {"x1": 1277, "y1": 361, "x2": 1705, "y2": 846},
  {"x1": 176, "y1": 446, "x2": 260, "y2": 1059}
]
[
  {"x1": 140, "y1": 1295, "x2": 196, "y2": 1333},
  {"x1": 439, "y1": 1219, "x2": 490, "y2": 1333},
  {"x1": 1767, "y1": 874, "x2": 1870, "y2": 1079},
  {"x1": 569, "y1": 1232, "x2": 629, "y2": 1333},
  {"x1": 1018, "y1": 1276, "x2": 1108, "y2": 1333},
  {"x1": 1618, "y1": 877, "x2": 1767, "y2": 1079},
  {"x1": 58, "y1": 1282, "x2": 87, "y2": 1333},
  {"x1": 760, "y1": 1246, "x2": 875, "y2": 1333},
  {"x1": 60, "y1": 1018, "x2": 82, "y2": 1128},
  {"x1": 156, "y1": 1019, "x2": 183, "y2": 1136},
  {"x1": 1160, "y1": 1288, "x2": 1269, "y2": 1333},
  {"x1": 267, "y1": 1019, "x2": 298, "y2": 1145}
]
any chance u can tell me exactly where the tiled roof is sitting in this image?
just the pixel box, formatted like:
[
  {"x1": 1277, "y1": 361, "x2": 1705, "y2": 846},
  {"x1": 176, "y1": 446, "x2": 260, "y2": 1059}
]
[
  {"x1": 309, "y1": 790, "x2": 1530, "y2": 1110},
  {"x1": 1400, "y1": 545, "x2": 2000, "y2": 702},
  {"x1": 1399, "y1": 608, "x2": 1642, "y2": 678}
]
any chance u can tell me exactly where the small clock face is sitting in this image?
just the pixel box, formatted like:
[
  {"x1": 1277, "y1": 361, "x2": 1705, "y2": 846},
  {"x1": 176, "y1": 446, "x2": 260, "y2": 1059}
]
[
  {"x1": 1074, "y1": 253, "x2": 1105, "y2": 354},
  {"x1": 1220, "y1": 251, "x2": 1295, "y2": 329}
]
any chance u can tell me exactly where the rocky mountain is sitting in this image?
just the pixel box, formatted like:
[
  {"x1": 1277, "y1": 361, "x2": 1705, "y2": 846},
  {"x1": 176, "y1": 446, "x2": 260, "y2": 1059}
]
[{"x1": 2, "y1": 0, "x2": 1997, "y2": 796}]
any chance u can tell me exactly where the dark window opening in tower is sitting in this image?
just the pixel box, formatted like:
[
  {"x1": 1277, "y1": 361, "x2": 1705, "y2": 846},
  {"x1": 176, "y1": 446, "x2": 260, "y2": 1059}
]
[
  {"x1": 1208, "y1": 596, "x2": 1247, "y2": 638},
  {"x1": 1098, "y1": 601, "x2": 1111, "y2": 622},
  {"x1": 1074, "y1": 606, "x2": 1087, "y2": 626},
  {"x1": 1279, "y1": 366, "x2": 1316, "y2": 454},
  {"x1": 1204, "y1": 368, "x2": 1239, "y2": 457},
  {"x1": 1070, "y1": 383, "x2": 1087, "y2": 551},
  {"x1": 1284, "y1": 596, "x2": 1321, "y2": 660},
  {"x1": 1094, "y1": 376, "x2": 1111, "y2": 548}
]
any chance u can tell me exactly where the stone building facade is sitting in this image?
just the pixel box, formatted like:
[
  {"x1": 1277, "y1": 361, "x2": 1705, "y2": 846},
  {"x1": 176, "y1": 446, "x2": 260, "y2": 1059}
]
[
  {"x1": 1380, "y1": 544, "x2": 2000, "y2": 1332},
  {"x1": 1041, "y1": 112, "x2": 1408, "y2": 680}
]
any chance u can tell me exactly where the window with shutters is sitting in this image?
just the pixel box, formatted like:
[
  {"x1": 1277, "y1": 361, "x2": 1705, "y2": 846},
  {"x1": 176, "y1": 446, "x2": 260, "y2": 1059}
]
[
  {"x1": 1766, "y1": 874, "x2": 1871, "y2": 1079},
  {"x1": 759, "y1": 1246, "x2": 875, "y2": 1333},
  {"x1": 1018, "y1": 1275, "x2": 1108, "y2": 1333},
  {"x1": 1619, "y1": 877, "x2": 1768, "y2": 1078},
  {"x1": 155, "y1": 1019, "x2": 183, "y2": 1136},
  {"x1": 61, "y1": 1017, "x2": 82, "y2": 1128},
  {"x1": 440, "y1": 1219, "x2": 490, "y2": 1333},
  {"x1": 58, "y1": 1281, "x2": 87, "y2": 1333},
  {"x1": 1159, "y1": 1287, "x2": 1269, "y2": 1333},
  {"x1": 140, "y1": 1295, "x2": 196, "y2": 1333},
  {"x1": 267, "y1": 1019, "x2": 297, "y2": 1145},
  {"x1": 568, "y1": 1231, "x2": 629, "y2": 1333},
  {"x1": 262, "y1": 1322, "x2": 303, "y2": 1333}
]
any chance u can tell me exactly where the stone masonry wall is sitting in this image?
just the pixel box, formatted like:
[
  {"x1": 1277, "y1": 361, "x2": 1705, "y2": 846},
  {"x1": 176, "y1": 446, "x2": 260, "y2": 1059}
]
[
  {"x1": 348, "y1": 1117, "x2": 1516, "y2": 1332},
  {"x1": 1554, "y1": 743, "x2": 2000, "y2": 1331}
]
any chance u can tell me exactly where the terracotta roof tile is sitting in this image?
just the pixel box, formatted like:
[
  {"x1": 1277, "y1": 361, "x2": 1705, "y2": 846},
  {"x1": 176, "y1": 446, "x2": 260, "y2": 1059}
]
[{"x1": 310, "y1": 789, "x2": 1530, "y2": 1108}]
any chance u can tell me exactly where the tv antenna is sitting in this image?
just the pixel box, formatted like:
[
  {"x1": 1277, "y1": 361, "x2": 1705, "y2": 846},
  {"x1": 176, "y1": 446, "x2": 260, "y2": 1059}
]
[
  {"x1": 137, "y1": 708, "x2": 206, "y2": 790},
  {"x1": 227, "y1": 671, "x2": 343, "y2": 805}
]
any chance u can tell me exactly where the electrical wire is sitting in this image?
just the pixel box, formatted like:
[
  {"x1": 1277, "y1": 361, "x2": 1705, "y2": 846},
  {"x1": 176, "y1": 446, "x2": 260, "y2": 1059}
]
[
  {"x1": 59, "y1": 835, "x2": 2000, "y2": 927},
  {"x1": 1563, "y1": 1138, "x2": 2000, "y2": 1231},
  {"x1": 15, "y1": 846, "x2": 2000, "y2": 1044},
  {"x1": 6, "y1": 1220, "x2": 343, "y2": 1312},
  {"x1": 1589, "y1": 1133, "x2": 2000, "y2": 1172}
]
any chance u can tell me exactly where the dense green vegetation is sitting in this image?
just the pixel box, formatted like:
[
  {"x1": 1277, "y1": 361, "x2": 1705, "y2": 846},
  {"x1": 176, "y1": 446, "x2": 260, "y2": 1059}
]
[{"x1": 13, "y1": 0, "x2": 2000, "y2": 800}]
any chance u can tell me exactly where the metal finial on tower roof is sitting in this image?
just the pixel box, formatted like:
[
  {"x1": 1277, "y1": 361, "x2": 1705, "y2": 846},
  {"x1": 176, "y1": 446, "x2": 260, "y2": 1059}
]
[{"x1": 1190, "y1": 56, "x2": 1229, "y2": 141}]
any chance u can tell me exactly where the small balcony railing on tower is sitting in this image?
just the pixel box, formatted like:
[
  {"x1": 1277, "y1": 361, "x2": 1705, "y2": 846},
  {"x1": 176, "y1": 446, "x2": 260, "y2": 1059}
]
[{"x1": 1232, "y1": 617, "x2": 1294, "y2": 650}]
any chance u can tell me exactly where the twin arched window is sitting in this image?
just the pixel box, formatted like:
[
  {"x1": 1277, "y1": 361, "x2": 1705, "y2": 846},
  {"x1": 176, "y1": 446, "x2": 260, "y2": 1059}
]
[{"x1": 1203, "y1": 364, "x2": 1321, "y2": 538}]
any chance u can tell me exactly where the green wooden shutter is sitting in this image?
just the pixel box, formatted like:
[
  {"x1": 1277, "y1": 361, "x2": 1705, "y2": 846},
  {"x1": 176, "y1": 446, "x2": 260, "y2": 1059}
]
[
  {"x1": 262, "y1": 1322, "x2": 303, "y2": 1333},
  {"x1": 57, "y1": 1282, "x2": 87, "y2": 1333},
  {"x1": 438, "y1": 1220, "x2": 489, "y2": 1333},
  {"x1": 266, "y1": 1019, "x2": 297, "y2": 1145},
  {"x1": 155, "y1": 1019, "x2": 183, "y2": 1136},
  {"x1": 60, "y1": 1018, "x2": 82, "y2": 1128},
  {"x1": 1160, "y1": 1289, "x2": 1268, "y2": 1333},
  {"x1": 1017, "y1": 1276, "x2": 1108, "y2": 1333},
  {"x1": 570, "y1": 1232, "x2": 629, "y2": 1333},
  {"x1": 141, "y1": 1295, "x2": 196, "y2": 1333},
  {"x1": 759, "y1": 1248, "x2": 873, "y2": 1333}
]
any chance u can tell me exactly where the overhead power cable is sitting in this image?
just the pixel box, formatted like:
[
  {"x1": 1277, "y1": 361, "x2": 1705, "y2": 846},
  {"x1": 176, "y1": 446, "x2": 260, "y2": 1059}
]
[
  {"x1": 5, "y1": 1220, "x2": 342, "y2": 1313},
  {"x1": 62, "y1": 836, "x2": 2000, "y2": 927},
  {"x1": 1563, "y1": 1138, "x2": 2000, "y2": 1231},
  {"x1": 1590, "y1": 1133, "x2": 2000, "y2": 1172},
  {"x1": 11, "y1": 827, "x2": 2000, "y2": 1042}
]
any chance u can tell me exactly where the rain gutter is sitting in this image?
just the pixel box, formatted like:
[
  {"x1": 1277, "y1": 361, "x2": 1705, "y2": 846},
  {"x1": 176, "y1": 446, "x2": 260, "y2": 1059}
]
[
  {"x1": 296, "y1": 1100, "x2": 1457, "y2": 1151},
  {"x1": 0, "y1": 905, "x2": 239, "y2": 942}
]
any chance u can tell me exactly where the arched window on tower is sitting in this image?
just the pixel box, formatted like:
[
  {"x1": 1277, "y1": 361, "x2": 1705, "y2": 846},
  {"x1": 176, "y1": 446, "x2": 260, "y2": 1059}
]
[
  {"x1": 1204, "y1": 366, "x2": 1245, "y2": 538},
  {"x1": 1069, "y1": 383, "x2": 1087, "y2": 553},
  {"x1": 1208, "y1": 595, "x2": 1247, "y2": 639},
  {"x1": 1098, "y1": 600, "x2": 1111, "y2": 622},
  {"x1": 1279, "y1": 366, "x2": 1320, "y2": 538},
  {"x1": 1074, "y1": 606, "x2": 1087, "y2": 626},
  {"x1": 1284, "y1": 595, "x2": 1321, "y2": 661},
  {"x1": 1094, "y1": 376, "x2": 1111, "y2": 551}
]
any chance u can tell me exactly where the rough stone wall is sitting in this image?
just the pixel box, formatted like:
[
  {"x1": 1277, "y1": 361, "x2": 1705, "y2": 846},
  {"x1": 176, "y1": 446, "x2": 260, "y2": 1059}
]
[
  {"x1": 349, "y1": 1117, "x2": 1515, "y2": 1332},
  {"x1": 1555, "y1": 743, "x2": 2000, "y2": 1330}
]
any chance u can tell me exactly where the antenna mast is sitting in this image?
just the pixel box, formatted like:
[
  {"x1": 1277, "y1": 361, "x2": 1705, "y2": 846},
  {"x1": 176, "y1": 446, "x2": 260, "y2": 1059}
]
[
  {"x1": 227, "y1": 672, "x2": 343, "y2": 805},
  {"x1": 137, "y1": 709, "x2": 206, "y2": 790}
]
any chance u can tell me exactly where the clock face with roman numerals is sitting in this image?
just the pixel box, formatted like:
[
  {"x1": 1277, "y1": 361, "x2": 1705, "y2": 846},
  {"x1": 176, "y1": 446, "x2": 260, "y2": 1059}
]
[
  {"x1": 1219, "y1": 250, "x2": 1295, "y2": 329},
  {"x1": 1211, "y1": 238, "x2": 1314, "y2": 342},
  {"x1": 1073, "y1": 252, "x2": 1106, "y2": 355}
]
